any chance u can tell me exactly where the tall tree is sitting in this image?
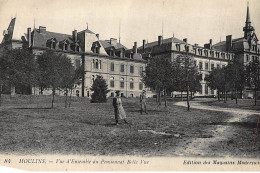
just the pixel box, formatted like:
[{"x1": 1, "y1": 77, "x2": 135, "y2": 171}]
[
  {"x1": 0, "y1": 48, "x2": 37, "y2": 105},
  {"x1": 176, "y1": 54, "x2": 201, "y2": 111},
  {"x1": 90, "y1": 75, "x2": 109, "y2": 103},
  {"x1": 225, "y1": 62, "x2": 245, "y2": 104},
  {"x1": 205, "y1": 68, "x2": 225, "y2": 102},
  {"x1": 245, "y1": 60, "x2": 260, "y2": 106},
  {"x1": 37, "y1": 50, "x2": 72, "y2": 108},
  {"x1": 142, "y1": 55, "x2": 176, "y2": 107}
]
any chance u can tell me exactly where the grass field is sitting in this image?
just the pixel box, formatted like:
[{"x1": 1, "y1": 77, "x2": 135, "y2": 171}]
[
  {"x1": 0, "y1": 95, "x2": 259, "y2": 157},
  {"x1": 198, "y1": 98, "x2": 260, "y2": 111}
]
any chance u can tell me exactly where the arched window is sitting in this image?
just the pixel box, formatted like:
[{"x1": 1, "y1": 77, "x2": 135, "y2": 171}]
[
  {"x1": 120, "y1": 77, "x2": 124, "y2": 88},
  {"x1": 139, "y1": 80, "x2": 143, "y2": 90},
  {"x1": 110, "y1": 77, "x2": 115, "y2": 88},
  {"x1": 130, "y1": 78, "x2": 134, "y2": 89},
  {"x1": 95, "y1": 59, "x2": 99, "y2": 69}
]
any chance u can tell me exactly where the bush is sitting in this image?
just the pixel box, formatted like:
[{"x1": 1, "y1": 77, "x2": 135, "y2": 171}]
[{"x1": 90, "y1": 76, "x2": 109, "y2": 103}]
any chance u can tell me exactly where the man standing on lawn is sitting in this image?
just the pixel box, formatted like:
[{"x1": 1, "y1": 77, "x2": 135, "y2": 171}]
[
  {"x1": 140, "y1": 90, "x2": 148, "y2": 114},
  {"x1": 113, "y1": 91, "x2": 128, "y2": 125}
]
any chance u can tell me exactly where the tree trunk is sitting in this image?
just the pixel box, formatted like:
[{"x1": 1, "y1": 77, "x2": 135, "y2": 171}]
[
  {"x1": 217, "y1": 90, "x2": 220, "y2": 102},
  {"x1": 65, "y1": 88, "x2": 68, "y2": 108},
  {"x1": 187, "y1": 85, "x2": 190, "y2": 111},
  {"x1": 164, "y1": 87, "x2": 167, "y2": 107},
  {"x1": 156, "y1": 88, "x2": 159, "y2": 105},
  {"x1": 235, "y1": 88, "x2": 238, "y2": 104},
  {"x1": 158, "y1": 89, "x2": 161, "y2": 106},
  {"x1": 51, "y1": 88, "x2": 55, "y2": 109},
  {"x1": 69, "y1": 88, "x2": 73, "y2": 107}
]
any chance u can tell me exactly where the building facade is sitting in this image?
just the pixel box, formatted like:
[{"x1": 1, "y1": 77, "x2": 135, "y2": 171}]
[
  {"x1": 212, "y1": 3, "x2": 260, "y2": 65},
  {"x1": 0, "y1": 18, "x2": 147, "y2": 98},
  {"x1": 137, "y1": 36, "x2": 234, "y2": 96}
]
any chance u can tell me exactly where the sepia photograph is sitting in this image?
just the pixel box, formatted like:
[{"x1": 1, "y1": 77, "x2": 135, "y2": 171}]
[{"x1": 0, "y1": 0, "x2": 259, "y2": 171}]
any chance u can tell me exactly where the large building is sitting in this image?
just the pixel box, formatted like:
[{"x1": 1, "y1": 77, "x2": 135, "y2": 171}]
[
  {"x1": 212, "y1": 3, "x2": 260, "y2": 64},
  {"x1": 0, "y1": 18, "x2": 147, "y2": 98},
  {"x1": 135, "y1": 36, "x2": 234, "y2": 96}
]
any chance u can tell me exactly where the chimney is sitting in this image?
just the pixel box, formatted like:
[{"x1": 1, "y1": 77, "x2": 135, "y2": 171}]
[
  {"x1": 72, "y1": 30, "x2": 77, "y2": 42},
  {"x1": 209, "y1": 39, "x2": 212, "y2": 49},
  {"x1": 110, "y1": 38, "x2": 117, "y2": 46},
  {"x1": 133, "y1": 42, "x2": 137, "y2": 53},
  {"x1": 183, "y1": 38, "x2": 188, "y2": 43},
  {"x1": 142, "y1": 40, "x2": 146, "y2": 51},
  {"x1": 226, "y1": 35, "x2": 232, "y2": 51},
  {"x1": 96, "y1": 34, "x2": 99, "y2": 39},
  {"x1": 39, "y1": 26, "x2": 46, "y2": 33},
  {"x1": 158, "y1": 35, "x2": 162, "y2": 46},
  {"x1": 27, "y1": 27, "x2": 31, "y2": 48}
]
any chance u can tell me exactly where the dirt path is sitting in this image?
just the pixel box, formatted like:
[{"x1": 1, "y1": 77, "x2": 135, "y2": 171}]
[{"x1": 173, "y1": 101, "x2": 260, "y2": 157}]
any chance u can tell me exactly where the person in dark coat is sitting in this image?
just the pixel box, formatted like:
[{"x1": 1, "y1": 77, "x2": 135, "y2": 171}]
[
  {"x1": 140, "y1": 90, "x2": 148, "y2": 114},
  {"x1": 113, "y1": 91, "x2": 128, "y2": 125}
]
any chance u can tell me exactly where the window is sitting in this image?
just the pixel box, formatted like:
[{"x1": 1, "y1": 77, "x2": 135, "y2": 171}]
[
  {"x1": 205, "y1": 84, "x2": 208, "y2": 95},
  {"x1": 120, "y1": 78, "x2": 124, "y2": 88},
  {"x1": 185, "y1": 45, "x2": 189, "y2": 52},
  {"x1": 204, "y1": 50, "x2": 208, "y2": 57},
  {"x1": 95, "y1": 60, "x2": 99, "y2": 69},
  {"x1": 130, "y1": 65, "x2": 134, "y2": 73},
  {"x1": 194, "y1": 60, "x2": 197, "y2": 66},
  {"x1": 64, "y1": 43, "x2": 68, "y2": 51},
  {"x1": 139, "y1": 82, "x2": 143, "y2": 90},
  {"x1": 99, "y1": 60, "x2": 102, "y2": 69},
  {"x1": 139, "y1": 66, "x2": 144, "y2": 76},
  {"x1": 211, "y1": 89, "x2": 214, "y2": 95},
  {"x1": 91, "y1": 75, "x2": 95, "y2": 84},
  {"x1": 52, "y1": 42, "x2": 55, "y2": 49},
  {"x1": 246, "y1": 55, "x2": 249, "y2": 62},
  {"x1": 110, "y1": 77, "x2": 114, "y2": 88},
  {"x1": 211, "y1": 64, "x2": 214, "y2": 70},
  {"x1": 210, "y1": 51, "x2": 214, "y2": 57},
  {"x1": 76, "y1": 45, "x2": 80, "y2": 52},
  {"x1": 205, "y1": 63, "x2": 209, "y2": 71},
  {"x1": 130, "y1": 78, "x2": 134, "y2": 89},
  {"x1": 204, "y1": 74, "x2": 209, "y2": 81},
  {"x1": 199, "y1": 74, "x2": 203, "y2": 80},
  {"x1": 199, "y1": 62, "x2": 203, "y2": 70},
  {"x1": 176, "y1": 44, "x2": 180, "y2": 51},
  {"x1": 120, "y1": 64, "x2": 124, "y2": 73},
  {"x1": 110, "y1": 62, "x2": 114, "y2": 71},
  {"x1": 198, "y1": 49, "x2": 202, "y2": 56},
  {"x1": 96, "y1": 47, "x2": 100, "y2": 54},
  {"x1": 221, "y1": 53, "x2": 225, "y2": 59}
]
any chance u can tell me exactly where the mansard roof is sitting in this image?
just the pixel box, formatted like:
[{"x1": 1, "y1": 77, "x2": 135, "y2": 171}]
[
  {"x1": 32, "y1": 29, "x2": 73, "y2": 48},
  {"x1": 99, "y1": 40, "x2": 127, "y2": 50},
  {"x1": 138, "y1": 37, "x2": 186, "y2": 50}
]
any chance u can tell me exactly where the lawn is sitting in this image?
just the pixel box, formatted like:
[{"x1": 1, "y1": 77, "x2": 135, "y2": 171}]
[
  {"x1": 0, "y1": 95, "x2": 259, "y2": 157},
  {"x1": 198, "y1": 98, "x2": 260, "y2": 111}
]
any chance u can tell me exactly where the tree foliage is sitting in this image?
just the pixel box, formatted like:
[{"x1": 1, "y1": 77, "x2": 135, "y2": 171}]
[
  {"x1": 90, "y1": 75, "x2": 109, "y2": 103},
  {"x1": 245, "y1": 60, "x2": 260, "y2": 105},
  {"x1": 37, "y1": 50, "x2": 75, "y2": 108},
  {"x1": 0, "y1": 48, "x2": 38, "y2": 95}
]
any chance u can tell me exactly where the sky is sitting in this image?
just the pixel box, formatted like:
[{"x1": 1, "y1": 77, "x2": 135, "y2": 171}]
[{"x1": 0, "y1": 0, "x2": 260, "y2": 48}]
